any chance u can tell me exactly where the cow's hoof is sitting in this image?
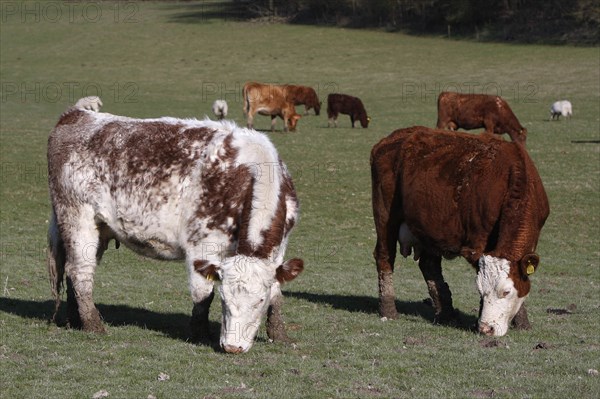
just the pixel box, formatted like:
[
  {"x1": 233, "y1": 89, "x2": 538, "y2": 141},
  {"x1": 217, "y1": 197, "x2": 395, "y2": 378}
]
[
  {"x1": 79, "y1": 308, "x2": 106, "y2": 333},
  {"x1": 433, "y1": 309, "x2": 459, "y2": 326},
  {"x1": 190, "y1": 324, "x2": 212, "y2": 345},
  {"x1": 379, "y1": 297, "x2": 399, "y2": 320},
  {"x1": 266, "y1": 321, "x2": 292, "y2": 343}
]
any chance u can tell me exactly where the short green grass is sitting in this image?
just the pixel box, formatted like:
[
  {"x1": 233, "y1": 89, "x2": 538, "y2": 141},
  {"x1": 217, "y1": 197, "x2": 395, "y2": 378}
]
[{"x1": 1, "y1": 1, "x2": 599, "y2": 398}]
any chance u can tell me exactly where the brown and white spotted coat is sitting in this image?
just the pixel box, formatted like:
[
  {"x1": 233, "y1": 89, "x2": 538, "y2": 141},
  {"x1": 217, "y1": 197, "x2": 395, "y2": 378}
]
[{"x1": 47, "y1": 107, "x2": 303, "y2": 353}]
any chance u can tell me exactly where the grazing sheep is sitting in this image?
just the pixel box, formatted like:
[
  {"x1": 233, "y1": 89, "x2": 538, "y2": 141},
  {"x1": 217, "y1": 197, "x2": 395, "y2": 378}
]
[
  {"x1": 212, "y1": 99, "x2": 228, "y2": 120},
  {"x1": 74, "y1": 96, "x2": 103, "y2": 112},
  {"x1": 550, "y1": 100, "x2": 572, "y2": 120}
]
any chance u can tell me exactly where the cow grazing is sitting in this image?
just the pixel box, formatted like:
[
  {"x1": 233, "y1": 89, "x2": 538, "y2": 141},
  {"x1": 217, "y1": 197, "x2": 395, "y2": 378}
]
[
  {"x1": 436, "y1": 91, "x2": 527, "y2": 145},
  {"x1": 371, "y1": 126, "x2": 549, "y2": 336},
  {"x1": 212, "y1": 99, "x2": 228, "y2": 120},
  {"x1": 47, "y1": 106, "x2": 304, "y2": 353},
  {"x1": 74, "y1": 96, "x2": 103, "y2": 112},
  {"x1": 327, "y1": 93, "x2": 370, "y2": 128},
  {"x1": 284, "y1": 85, "x2": 321, "y2": 115},
  {"x1": 243, "y1": 82, "x2": 302, "y2": 132},
  {"x1": 550, "y1": 100, "x2": 572, "y2": 120}
]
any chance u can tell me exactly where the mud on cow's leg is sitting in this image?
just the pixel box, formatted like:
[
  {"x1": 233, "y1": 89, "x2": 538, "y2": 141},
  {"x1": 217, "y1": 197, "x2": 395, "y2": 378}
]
[
  {"x1": 418, "y1": 253, "x2": 458, "y2": 325},
  {"x1": 266, "y1": 294, "x2": 291, "y2": 343},
  {"x1": 378, "y1": 269, "x2": 398, "y2": 319},
  {"x1": 62, "y1": 217, "x2": 106, "y2": 333},
  {"x1": 266, "y1": 282, "x2": 293, "y2": 343},
  {"x1": 64, "y1": 266, "x2": 105, "y2": 333},
  {"x1": 190, "y1": 291, "x2": 214, "y2": 343},
  {"x1": 65, "y1": 276, "x2": 81, "y2": 329},
  {"x1": 511, "y1": 303, "x2": 531, "y2": 330}
]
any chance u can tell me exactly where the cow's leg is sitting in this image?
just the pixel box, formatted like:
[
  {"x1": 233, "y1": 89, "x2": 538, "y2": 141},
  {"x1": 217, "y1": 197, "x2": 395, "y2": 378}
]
[
  {"x1": 187, "y1": 259, "x2": 215, "y2": 343},
  {"x1": 265, "y1": 281, "x2": 292, "y2": 343},
  {"x1": 271, "y1": 115, "x2": 279, "y2": 132},
  {"x1": 418, "y1": 252, "x2": 457, "y2": 325},
  {"x1": 350, "y1": 115, "x2": 355, "y2": 128},
  {"x1": 62, "y1": 208, "x2": 105, "y2": 333},
  {"x1": 328, "y1": 113, "x2": 337, "y2": 128},
  {"x1": 511, "y1": 303, "x2": 531, "y2": 330},
  {"x1": 247, "y1": 110, "x2": 254, "y2": 129},
  {"x1": 372, "y1": 209, "x2": 400, "y2": 319},
  {"x1": 372, "y1": 159, "x2": 402, "y2": 319}
]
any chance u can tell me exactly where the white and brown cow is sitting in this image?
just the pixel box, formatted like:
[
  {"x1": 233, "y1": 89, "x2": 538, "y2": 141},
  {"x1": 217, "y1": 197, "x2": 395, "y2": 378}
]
[
  {"x1": 371, "y1": 126, "x2": 549, "y2": 336},
  {"x1": 47, "y1": 103, "x2": 304, "y2": 353}
]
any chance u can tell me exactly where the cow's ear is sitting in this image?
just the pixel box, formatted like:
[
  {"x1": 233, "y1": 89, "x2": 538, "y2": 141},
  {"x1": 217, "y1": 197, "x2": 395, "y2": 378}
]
[
  {"x1": 276, "y1": 258, "x2": 304, "y2": 283},
  {"x1": 519, "y1": 254, "x2": 540, "y2": 277},
  {"x1": 193, "y1": 260, "x2": 221, "y2": 282}
]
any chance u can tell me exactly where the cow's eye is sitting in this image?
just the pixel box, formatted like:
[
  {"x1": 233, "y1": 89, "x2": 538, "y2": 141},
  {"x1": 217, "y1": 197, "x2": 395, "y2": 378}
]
[{"x1": 501, "y1": 290, "x2": 511, "y2": 298}]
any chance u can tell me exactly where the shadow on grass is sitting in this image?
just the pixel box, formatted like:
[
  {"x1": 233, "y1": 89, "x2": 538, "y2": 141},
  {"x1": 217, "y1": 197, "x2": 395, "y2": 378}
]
[
  {"x1": 0, "y1": 297, "x2": 220, "y2": 349},
  {"x1": 286, "y1": 291, "x2": 479, "y2": 332}
]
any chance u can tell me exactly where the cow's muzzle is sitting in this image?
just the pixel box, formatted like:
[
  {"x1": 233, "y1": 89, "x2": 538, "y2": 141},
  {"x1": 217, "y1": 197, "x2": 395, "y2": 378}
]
[
  {"x1": 478, "y1": 322, "x2": 495, "y2": 336},
  {"x1": 222, "y1": 344, "x2": 245, "y2": 354}
]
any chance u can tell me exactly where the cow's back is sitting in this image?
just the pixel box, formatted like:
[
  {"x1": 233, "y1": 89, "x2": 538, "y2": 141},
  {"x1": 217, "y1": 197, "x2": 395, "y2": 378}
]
[{"x1": 48, "y1": 110, "x2": 295, "y2": 261}]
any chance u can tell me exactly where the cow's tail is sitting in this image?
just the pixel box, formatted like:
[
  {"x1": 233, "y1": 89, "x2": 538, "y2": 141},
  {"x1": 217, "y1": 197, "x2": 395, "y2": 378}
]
[{"x1": 47, "y1": 207, "x2": 65, "y2": 323}]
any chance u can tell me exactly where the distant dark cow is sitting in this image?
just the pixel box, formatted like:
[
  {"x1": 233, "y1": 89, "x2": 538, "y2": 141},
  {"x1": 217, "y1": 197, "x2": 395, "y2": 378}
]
[
  {"x1": 284, "y1": 85, "x2": 321, "y2": 115},
  {"x1": 47, "y1": 104, "x2": 304, "y2": 353},
  {"x1": 327, "y1": 93, "x2": 370, "y2": 128},
  {"x1": 243, "y1": 82, "x2": 302, "y2": 132},
  {"x1": 371, "y1": 126, "x2": 549, "y2": 336},
  {"x1": 436, "y1": 91, "x2": 527, "y2": 145}
]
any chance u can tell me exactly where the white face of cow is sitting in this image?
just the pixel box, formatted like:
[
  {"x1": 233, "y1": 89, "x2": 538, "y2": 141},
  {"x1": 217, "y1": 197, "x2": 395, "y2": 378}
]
[
  {"x1": 217, "y1": 255, "x2": 276, "y2": 354},
  {"x1": 476, "y1": 255, "x2": 526, "y2": 336}
]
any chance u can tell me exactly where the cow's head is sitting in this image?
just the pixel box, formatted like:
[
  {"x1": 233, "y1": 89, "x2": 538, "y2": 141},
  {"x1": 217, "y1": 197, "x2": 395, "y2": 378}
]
[
  {"x1": 196, "y1": 255, "x2": 303, "y2": 353},
  {"x1": 314, "y1": 101, "x2": 322, "y2": 116},
  {"x1": 360, "y1": 115, "x2": 371, "y2": 128},
  {"x1": 476, "y1": 254, "x2": 539, "y2": 336},
  {"x1": 513, "y1": 128, "x2": 527, "y2": 145},
  {"x1": 287, "y1": 114, "x2": 302, "y2": 131}
]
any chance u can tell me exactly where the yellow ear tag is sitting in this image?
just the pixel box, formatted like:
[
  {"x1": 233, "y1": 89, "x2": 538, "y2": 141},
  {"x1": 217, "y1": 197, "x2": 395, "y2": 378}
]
[
  {"x1": 205, "y1": 273, "x2": 215, "y2": 282},
  {"x1": 526, "y1": 262, "x2": 535, "y2": 275}
]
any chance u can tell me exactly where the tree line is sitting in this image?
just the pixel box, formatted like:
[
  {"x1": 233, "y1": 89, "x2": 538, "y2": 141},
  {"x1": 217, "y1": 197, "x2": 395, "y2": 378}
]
[{"x1": 233, "y1": 0, "x2": 599, "y2": 45}]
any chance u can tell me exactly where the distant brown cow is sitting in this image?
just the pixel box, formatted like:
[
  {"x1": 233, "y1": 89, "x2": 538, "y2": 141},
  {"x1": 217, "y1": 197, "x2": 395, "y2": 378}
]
[
  {"x1": 284, "y1": 85, "x2": 321, "y2": 115},
  {"x1": 243, "y1": 82, "x2": 302, "y2": 132},
  {"x1": 436, "y1": 92, "x2": 527, "y2": 144},
  {"x1": 371, "y1": 126, "x2": 549, "y2": 336},
  {"x1": 327, "y1": 93, "x2": 370, "y2": 128}
]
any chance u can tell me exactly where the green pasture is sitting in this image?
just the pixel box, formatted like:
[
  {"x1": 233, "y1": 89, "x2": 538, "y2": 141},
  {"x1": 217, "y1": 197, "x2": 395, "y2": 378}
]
[{"x1": 1, "y1": 1, "x2": 599, "y2": 398}]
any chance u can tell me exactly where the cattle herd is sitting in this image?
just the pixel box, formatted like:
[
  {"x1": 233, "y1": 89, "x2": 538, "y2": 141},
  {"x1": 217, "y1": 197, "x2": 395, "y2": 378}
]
[{"x1": 46, "y1": 85, "x2": 566, "y2": 353}]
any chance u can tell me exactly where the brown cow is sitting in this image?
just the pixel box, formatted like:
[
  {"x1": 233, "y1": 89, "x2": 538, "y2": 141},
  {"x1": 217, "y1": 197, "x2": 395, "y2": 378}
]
[
  {"x1": 371, "y1": 126, "x2": 549, "y2": 336},
  {"x1": 327, "y1": 93, "x2": 370, "y2": 128},
  {"x1": 284, "y1": 85, "x2": 321, "y2": 115},
  {"x1": 243, "y1": 82, "x2": 302, "y2": 132},
  {"x1": 436, "y1": 91, "x2": 527, "y2": 145}
]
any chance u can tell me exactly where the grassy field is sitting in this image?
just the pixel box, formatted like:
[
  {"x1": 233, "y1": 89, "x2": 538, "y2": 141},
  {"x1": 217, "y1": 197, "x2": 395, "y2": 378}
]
[{"x1": 1, "y1": 1, "x2": 599, "y2": 398}]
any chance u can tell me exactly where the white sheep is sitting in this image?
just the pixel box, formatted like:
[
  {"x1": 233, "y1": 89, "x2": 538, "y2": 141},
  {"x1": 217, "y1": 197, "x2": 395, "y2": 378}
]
[
  {"x1": 212, "y1": 99, "x2": 228, "y2": 120},
  {"x1": 550, "y1": 100, "x2": 572, "y2": 120},
  {"x1": 74, "y1": 96, "x2": 103, "y2": 112}
]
